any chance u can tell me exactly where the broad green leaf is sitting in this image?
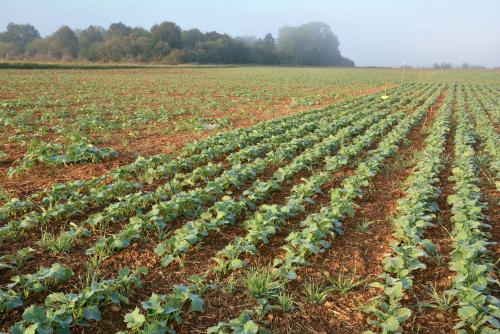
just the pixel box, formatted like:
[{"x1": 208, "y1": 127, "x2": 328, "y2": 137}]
[
  {"x1": 457, "y1": 305, "x2": 478, "y2": 319},
  {"x1": 243, "y1": 320, "x2": 259, "y2": 334},
  {"x1": 124, "y1": 308, "x2": 145, "y2": 329},
  {"x1": 23, "y1": 305, "x2": 47, "y2": 323},
  {"x1": 396, "y1": 307, "x2": 411, "y2": 322},
  {"x1": 83, "y1": 305, "x2": 101, "y2": 321},
  {"x1": 381, "y1": 316, "x2": 400, "y2": 331},
  {"x1": 190, "y1": 293, "x2": 204, "y2": 312}
]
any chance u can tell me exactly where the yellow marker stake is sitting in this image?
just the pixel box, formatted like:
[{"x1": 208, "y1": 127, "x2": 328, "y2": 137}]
[{"x1": 381, "y1": 81, "x2": 389, "y2": 100}]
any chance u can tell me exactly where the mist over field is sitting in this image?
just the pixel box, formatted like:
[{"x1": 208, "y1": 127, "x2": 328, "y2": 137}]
[{"x1": 1, "y1": 0, "x2": 499, "y2": 67}]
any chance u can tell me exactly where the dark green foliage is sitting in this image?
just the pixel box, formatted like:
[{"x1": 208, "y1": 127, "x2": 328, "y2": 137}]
[
  {"x1": 0, "y1": 23, "x2": 40, "y2": 56},
  {"x1": 0, "y1": 21, "x2": 354, "y2": 66}
]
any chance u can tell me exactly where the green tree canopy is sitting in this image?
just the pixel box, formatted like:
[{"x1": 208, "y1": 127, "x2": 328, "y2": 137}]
[
  {"x1": 78, "y1": 25, "x2": 104, "y2": 60},
  {"x1": 0, "y1": 23, "x2": 40, "y2": 56},
  {"x1": 277, "y1": 22, "x2": 354, "y2": 66},
  {"x1": 0, "y1": 21, "x2": 355, "y2": 66},
  {"x1": 50, "y1": 25, "x2": 79, "y2": 59},
  {"x1": 182, "y1": 28, "x2": 204, "y2": 50},
  {"x1": 108, "y1": 22, "x2": 131, "y2": 38},
  {"x1": 151, "y1": 21, "x2": 182, "y2": 49}
]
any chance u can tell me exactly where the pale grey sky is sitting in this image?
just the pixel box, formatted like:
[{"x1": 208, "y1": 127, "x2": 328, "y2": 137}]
[{"x1": 1, "y1": 0, "x2": 499, "y2": 67}]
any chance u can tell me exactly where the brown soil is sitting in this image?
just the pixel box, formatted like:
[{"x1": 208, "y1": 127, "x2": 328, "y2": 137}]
[
  {"x1": 176, "y1": 90, "x2": 448, "y2": 333},
  {"x1": 267, "y1": 93, "x2": 446, "y2": 334},
  {"x1": 0, "y1": 84, "x2": 387, "y2": 201},
  {"x1": 0, "y1": 86, "x2": 435, "y2": 334},
  {"x1": 79, "y1": 90, "x2": 408, "y2": 334}
]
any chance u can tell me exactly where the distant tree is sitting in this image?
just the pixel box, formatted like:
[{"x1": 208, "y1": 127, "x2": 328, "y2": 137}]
[
  {"x1": 433, "y1": 63, "x2": 441, "y2": 69},
  {"x1": 50, "y1": 26, "x2": 79, "y2": 59},
  {"x1": 0, "y1": 23, "x2": 40, "y2": 56},
  {"x1": 164, "y1": 49, "x2": 186, "y2": 64},
  {"x1": 25, "y1": 38, "x2": 51, "y2": 58},
  {"x1": 181, "y1": 28, "x2": 203, "y2": 49},
  {"x1": 203, "y1": 31, "x2": 224, "y2": 41},
  {"x1": 338, "y1": 56, "x2": 355, "y2": 67},
  {"x1": 277, "y1": 22, "x2": 353, "y2": 66},
  {"x1": 236, "y1": 35, "x2": 258, "y2": 47},
  {"x1": 79, "y1": 26, "x2": 104, "y2": 46},
  {"x1": 130, "y1": 35, "x2": 154, "y2": 61},
  {"x1": 108, "y1": 22, "x2": 131, "y2": 38},
  {"x1": 253, "y1": 33, "x2": 278, "y2": 64},
  {"x1": 151, "y1": 21, "x2": 182, "y2": 49},
  {"x1": 192, "y1": 35, "x2": 250, "y2": 64},
  {"x1": 121, "y1": 27, "x2": 152, "y2": 61},
  {"x1": 461, "y1": 62, "x2": 470, "y2": 69},
  {"x1": 78, "y1": 25, "x2": 104, "y2": 60},
  {"x1": 129, "y1": 27, "x2": 150, "y2": 39},
  {"x1": 263, "y1": 33, "x2": 275, "y2": 48},
  {"x1": 440, "y1": 62, "x2": 452, "y2": 69},
  {"x1": 152, "y1": 40, "x2": 171, "y2": 60},
  {"x1": 0, "y1": 41, "x2": 11, "y2": 58},
  {"x1": 95, "y1": 37, "x2": 129, "y2": 62}
]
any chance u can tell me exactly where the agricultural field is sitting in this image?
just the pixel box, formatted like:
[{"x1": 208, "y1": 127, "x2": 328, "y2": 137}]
[
  {"x1": 0, "y1": 67, "x2": 498, "y2": 334},
  {"x1": 0, "y1": 67, "x2": 406, "y2": 200}
]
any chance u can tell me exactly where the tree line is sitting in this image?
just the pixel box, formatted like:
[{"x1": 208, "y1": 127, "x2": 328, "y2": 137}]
[
  {"x1": 0, "y1": 21, "x2": 354, "y2": 66},
  {"x1": 433, "y1": 62, "x2": 486, "y2": 69}
]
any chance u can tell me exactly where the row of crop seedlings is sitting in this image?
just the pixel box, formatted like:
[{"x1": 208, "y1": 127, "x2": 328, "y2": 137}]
[
  {"x1": 0, "y1": 83, "x2": 420, "y2": 244},
  {"x1": 0, "y1": 84, "x2": 430, "y2": 286},
  {"x1": 0, "y1": 82, "x2": 413, "y2": 224},
  {"x1": 117, "y1": 86, "x2": 445, "y2": 333},
  {"x1": 0, "y1": 104, "x2": 324, "y2": 224},
  {"x1": 1, "y1": 85, "x2": 436, "y2": 333},
  {"x1": 150, "y1": 84, "x2": 439, "y2": 267},
  {"x1": 0, "y1": 105, "x2": 394, "y2": 332},
  {"x1": 125, "y1": 103, "x2": 410, "y2": 333},
  {"x1": 360, "y1": 86, "x2": 453, "y2": 333},
  {"x1": 0, "y1": 84, "x2": 430, "y2": 332},
  {"x1": 26, "y1": 86, "x2": 414, "y2": 257},
  {"x1": 75, "y1": 87, "x2": 411, "y2": 240},
  {"x1": 0, "y1": 88, "x2": 387, "y2": 242},
  {"x1": 8, "y1": 82, "x2": 422, "y2": 217},
  {"x1": 205, "y1": 84, "x2": 447, "y2": 333},
  {"x1": 90, "y1": 107, "x2": 390, "y2": 261},
  {"x1": 79, "y1": 85, "x2": 438, "y2": 248},
  {"x1": 154, "y1": 104, "x2": 403, "y2": 267},
  {"x1": 85, "y1": 104, "x2": 387, "y2": 258},
  {"x1": 148, "y1": 85, "x2": 437, "y2": 266},
  {"x1": 2, "y1": 108, "x2": 368, "y2": 309},
  {"x1": 446, "y1": 88, "x2": 499, "y2": 333},
  {"x1": 111, "y1": 88, "x2": 429, "y2": 332},
  {"x1": 474, "y1": 84, "x2": 499, "y2": 122},
  {"x1": 465, "y1": 85, "x2": 500, "y2": 191},
  {"x1": 8, "y1": 101, "x2": 368, "y2": 254},
  {"x1": 87, "y1": 85, "x2": 425, "y2": 269},
  {"x1": 0, "y1": 89, "x2": 347, "y2": 221}
]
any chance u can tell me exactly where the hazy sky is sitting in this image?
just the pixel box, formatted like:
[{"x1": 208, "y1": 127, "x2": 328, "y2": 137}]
[{"x1": 1, "y1": 0, "x2": 499, "y2": 67}]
